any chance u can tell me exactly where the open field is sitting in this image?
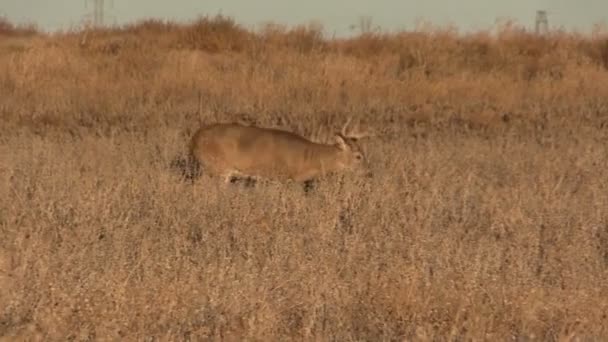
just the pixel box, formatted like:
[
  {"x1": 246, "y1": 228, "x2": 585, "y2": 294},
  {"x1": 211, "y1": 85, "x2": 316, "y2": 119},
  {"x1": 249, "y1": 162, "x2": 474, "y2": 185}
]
[{"x1": 1, "y1": 16, "x2": 608, "y2": 340}]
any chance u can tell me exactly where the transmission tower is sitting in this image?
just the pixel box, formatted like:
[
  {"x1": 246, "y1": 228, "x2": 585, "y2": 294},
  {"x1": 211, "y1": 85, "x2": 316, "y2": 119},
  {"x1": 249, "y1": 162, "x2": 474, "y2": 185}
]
[
  {"x1": 85, "y1": 0, "x2": 114, "y2": 27},
  {"x1": 94, "y1": 0, "x2": 104, "y2": 26},
  {"x1": 535, "y1": 10, "x2": 549, "y2": 35}
]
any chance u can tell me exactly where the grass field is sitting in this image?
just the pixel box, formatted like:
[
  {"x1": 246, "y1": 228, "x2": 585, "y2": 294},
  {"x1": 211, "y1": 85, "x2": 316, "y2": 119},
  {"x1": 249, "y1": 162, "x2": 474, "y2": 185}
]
[{"x1": 1, "y1": 16, "x2": 608, "y2": 340}]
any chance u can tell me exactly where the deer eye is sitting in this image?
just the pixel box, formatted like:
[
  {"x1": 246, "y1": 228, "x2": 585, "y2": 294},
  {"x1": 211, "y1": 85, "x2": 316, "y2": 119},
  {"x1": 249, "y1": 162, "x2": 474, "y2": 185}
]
[{"x1": 356, "y1": 154, "x2": 362, "y2": 160}]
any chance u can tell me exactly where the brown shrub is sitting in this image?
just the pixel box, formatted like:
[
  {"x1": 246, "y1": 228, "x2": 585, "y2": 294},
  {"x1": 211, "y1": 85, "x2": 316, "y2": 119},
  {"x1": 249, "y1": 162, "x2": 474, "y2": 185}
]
[
  {"x1": 0, "y1": 16, "x2": 38, "y2": 37},
  {"x1": 176, "y1": 14, "x2": 254, "y2": 53}
]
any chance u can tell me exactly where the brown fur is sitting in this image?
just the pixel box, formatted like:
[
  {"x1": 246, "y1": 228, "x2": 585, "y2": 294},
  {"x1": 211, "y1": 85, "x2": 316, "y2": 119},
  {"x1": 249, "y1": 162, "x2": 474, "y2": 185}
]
[{"x1": 189, "y1": 122, "x2": 370, "y2": 183}]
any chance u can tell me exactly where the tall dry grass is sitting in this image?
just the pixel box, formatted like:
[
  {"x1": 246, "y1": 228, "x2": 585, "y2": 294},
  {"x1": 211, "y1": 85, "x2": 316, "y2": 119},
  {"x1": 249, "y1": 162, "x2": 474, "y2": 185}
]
[{"x1": 1, "y1": 15, "x2": 608, "y2": 340}]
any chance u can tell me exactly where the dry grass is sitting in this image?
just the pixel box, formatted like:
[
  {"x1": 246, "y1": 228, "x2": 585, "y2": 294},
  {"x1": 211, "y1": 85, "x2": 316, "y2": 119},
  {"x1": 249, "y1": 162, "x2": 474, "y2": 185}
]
[{"x1": 1, "y1": 15, "x2": 608, "y2": 340}]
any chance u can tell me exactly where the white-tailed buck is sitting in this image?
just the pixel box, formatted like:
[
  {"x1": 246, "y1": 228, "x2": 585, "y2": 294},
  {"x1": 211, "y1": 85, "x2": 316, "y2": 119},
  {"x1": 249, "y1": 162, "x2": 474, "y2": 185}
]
[{"x1": 188, "y1": 118, "x2": 374, "y2": 185}]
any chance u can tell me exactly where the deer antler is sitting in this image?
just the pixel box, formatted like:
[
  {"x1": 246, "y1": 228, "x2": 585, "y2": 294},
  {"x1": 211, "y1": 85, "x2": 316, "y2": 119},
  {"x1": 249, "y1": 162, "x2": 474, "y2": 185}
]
[
  {"x1": 341, "y1": 117, "x2": 376, "y2": 140},
  {"x1": 340, "y1": 117, "x2": 353, "y2": 137}
]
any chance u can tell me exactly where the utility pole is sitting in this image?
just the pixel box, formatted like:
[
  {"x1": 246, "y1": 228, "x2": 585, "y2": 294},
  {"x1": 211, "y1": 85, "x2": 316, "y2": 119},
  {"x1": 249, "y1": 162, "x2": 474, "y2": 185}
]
[{"x1": 535, "y1": 10, "x2": 549, "y2": 35}]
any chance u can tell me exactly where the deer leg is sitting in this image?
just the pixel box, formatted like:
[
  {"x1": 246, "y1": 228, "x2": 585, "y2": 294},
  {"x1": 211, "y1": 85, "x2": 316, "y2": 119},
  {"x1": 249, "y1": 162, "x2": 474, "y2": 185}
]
[{"x1": 303, "y1": 179, "x2": 316, "y2": 193}]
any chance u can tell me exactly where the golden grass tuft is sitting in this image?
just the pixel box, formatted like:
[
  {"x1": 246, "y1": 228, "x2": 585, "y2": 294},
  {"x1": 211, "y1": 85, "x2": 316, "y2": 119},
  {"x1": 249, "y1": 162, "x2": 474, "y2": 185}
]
[{"x1": 1, "y1": 16, "x2": 608, "y2": 340}]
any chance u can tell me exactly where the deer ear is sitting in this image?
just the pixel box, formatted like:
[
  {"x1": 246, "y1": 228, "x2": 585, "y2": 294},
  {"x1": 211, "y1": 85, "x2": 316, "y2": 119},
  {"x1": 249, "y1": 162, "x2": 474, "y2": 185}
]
[{"x1": 335, "y1": 134, "x2": 348, "y2": 150}]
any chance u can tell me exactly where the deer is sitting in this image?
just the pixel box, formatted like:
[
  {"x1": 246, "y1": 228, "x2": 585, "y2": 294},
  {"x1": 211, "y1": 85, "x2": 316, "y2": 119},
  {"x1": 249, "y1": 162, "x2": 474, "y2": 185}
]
[{"x1": 186, "y1": 117, "x2": 374, "y2": 186}]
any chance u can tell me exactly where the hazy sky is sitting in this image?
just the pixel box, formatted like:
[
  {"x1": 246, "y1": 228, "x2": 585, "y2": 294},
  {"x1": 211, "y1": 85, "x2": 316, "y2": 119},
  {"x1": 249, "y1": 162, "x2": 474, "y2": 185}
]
[{"x1": 2, "y1": 0, "x2": 607, "y2": 36}]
